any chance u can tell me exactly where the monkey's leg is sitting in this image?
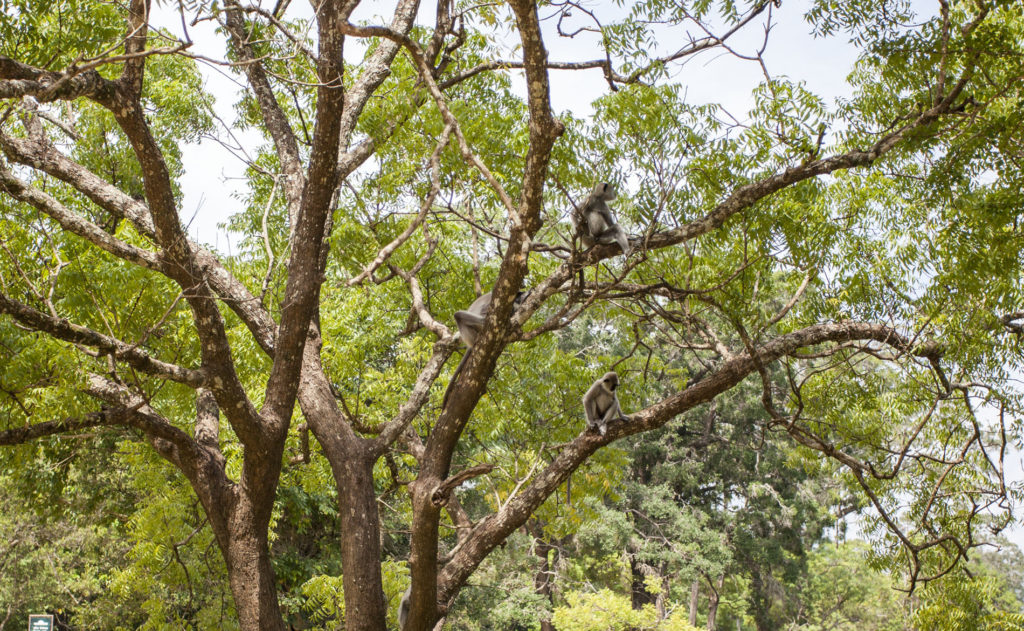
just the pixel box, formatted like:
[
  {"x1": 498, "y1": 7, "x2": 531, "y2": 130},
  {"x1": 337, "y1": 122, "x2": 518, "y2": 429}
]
[
  {"x1": 595, "y1": 227, "x2": 632, "y2": 256},
  {"x1": 611, "y1": 226, "x2": 631, "y2": 256},
  {"x1": 599, "y1": 406, "x2": 620, "y2": 434},
  {"x1": 453, "y1": 311, "x2": 485, "y2": 347}
]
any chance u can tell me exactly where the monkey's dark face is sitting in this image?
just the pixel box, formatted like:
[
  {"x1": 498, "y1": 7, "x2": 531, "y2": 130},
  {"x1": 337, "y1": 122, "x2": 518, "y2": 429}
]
[
  {"x1": 593, "y1": 181, "x2": 618, "y2": 202},
  {"x1": 602, "y1": 372, "x2": 619, "y2": 390}
]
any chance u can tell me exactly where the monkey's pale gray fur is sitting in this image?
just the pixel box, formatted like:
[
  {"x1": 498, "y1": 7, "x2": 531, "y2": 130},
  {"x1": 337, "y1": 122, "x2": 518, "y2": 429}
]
[
  {"x1": 574, "y1": 182, "x2": 631, "y2": 256},
  {"x1": 443, "y1": 289, "x2": 525, "y2": 408},
  {"x1": 399, "y1": 587, "x2": 411, "y2": 630},
  {"x1": 583, "y1": 371, "x2": 628, "y2": 436},
  {"x1": 453, "y1": 291, "x2": 495, "y2": 349}
]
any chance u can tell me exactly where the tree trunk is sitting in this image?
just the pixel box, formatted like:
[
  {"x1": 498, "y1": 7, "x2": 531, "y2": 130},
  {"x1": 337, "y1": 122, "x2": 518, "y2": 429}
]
[
  {"x1": 750, "y1": 573, "x2": 773, "y2": 631},
  {"x1": 630, "y1": 557, "x2": 657, "y2": 610},
  {"x1": 225, "y1": 527, "x2": 285, "y2": 631},
  {"x1": 707, "y1": 575, "x2": 724, "y2": 631},
  {"x1": 689, "y1": 580, "x2": 699, "y2": 627},
  {"x1": 297, "y1": 343, "x2": 390, "y2": 631},
  {"x1": 655, "y1": 575, "x2": 668, "y2": 620},
  {"x1": 528, "y1": 522, "x2": 558, "y2": 631},
  {"x1": 335, "y1": 450, "x2": 389, "y2": 631},
  {"x1": 185, "y1": 436, "x2": 287, "y2": 631},
  {"x1": 407, "y1": 476, "x2": 444, "y2": 631}
]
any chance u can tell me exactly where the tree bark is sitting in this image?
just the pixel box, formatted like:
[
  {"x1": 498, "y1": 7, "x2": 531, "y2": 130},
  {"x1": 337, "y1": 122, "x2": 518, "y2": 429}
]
[
  {"x1": 630, "y1": 556, "x2": 657, "y2": 610},
  {"x1": 335, "y1": 450, "x2": 389, "y2": 631},
  {"x1": 528, "y1": 521, "x2": 558, "y2": 631},
  {"x1": 224, "y1": 522, "x2": 285, "y2": 631},
  {"x1": 707, "y1": 575, "x2": 725, "y2": 631},
  {"x1": 689, "y1": 580, "x2": 700, "y2": 627},
  {"x1": 297, "y1": 340, "x2": 390, "y2": 631}
]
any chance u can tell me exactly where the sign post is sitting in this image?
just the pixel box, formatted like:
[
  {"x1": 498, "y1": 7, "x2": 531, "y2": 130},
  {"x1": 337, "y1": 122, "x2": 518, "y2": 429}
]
[{"x1": 27, "y1": 615, "x2": 53, "y2": 631}]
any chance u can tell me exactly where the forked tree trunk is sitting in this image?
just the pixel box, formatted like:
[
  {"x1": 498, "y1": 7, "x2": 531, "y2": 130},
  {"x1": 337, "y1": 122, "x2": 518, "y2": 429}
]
[{"x1": 185, "y1": 440, "x2": 287, "y2": 631}]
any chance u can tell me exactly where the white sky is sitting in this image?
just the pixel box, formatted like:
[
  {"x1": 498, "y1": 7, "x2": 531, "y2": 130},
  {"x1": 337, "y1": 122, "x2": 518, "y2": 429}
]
[{"x1": 150, "y1": 0, "x2": 1023, "y2": 551}]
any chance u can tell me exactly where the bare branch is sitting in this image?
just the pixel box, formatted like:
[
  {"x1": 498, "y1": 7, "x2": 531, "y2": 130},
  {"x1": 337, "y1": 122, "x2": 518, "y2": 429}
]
[
  {"x1": 223, "y1": 0, "x2": 305, "y2": 218},
  {"x1": 348, "y1": 123, "x2": 452, "y2": 287},
  {"x1": 431, "y1": 464, "x2": 494, "y2": 507},
  {"x1": 372, "y1": 338, "x2": 459, "y2": 454}
]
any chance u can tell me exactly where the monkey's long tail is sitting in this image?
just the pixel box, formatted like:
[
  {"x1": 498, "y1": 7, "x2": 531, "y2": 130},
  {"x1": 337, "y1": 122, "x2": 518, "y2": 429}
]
[{"x1": 440, "y1": 350, "x2": 471, "y2": 410}]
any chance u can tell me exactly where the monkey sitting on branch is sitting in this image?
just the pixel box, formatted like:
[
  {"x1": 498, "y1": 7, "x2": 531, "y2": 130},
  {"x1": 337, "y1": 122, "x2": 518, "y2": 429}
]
[
  {"x1": 572, "y1": 181, "x2": 632, "y2": 257},
  {"x1": 582, "y1": 371, "x2": 629, "y2": 436},
  {"x1": 442, "y1": 289, "x2": 525, "y2": 408}
]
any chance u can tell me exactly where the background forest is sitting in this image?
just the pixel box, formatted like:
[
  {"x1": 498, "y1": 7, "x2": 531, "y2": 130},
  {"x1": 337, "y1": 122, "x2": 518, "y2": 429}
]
[{"x1": 1, "y1": 0, "x2": 1024, "y2": 630}]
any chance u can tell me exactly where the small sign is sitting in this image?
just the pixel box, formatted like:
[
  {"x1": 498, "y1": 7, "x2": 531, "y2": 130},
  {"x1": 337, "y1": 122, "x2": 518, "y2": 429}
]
[{"x1": 28, "y1": 615, "x2": 53, "y2": 631}]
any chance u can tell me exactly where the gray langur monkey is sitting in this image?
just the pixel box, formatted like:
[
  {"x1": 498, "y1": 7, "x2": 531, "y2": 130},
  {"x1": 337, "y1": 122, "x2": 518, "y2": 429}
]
[
  {"x1": 582, "y1": 371, "x2": 628, "y2": 436},
  {"x1": 442, "y1": 289, "x2": 526, "y2": 408},
  {"x1": 573, "y1": 181, "x2": 632, "y2": 257},
  {"x1": 398, "y1": 587, "x2": 411, "y2": 630},
  {"x1": 453, "y1": 291, "x2": 497, "y2": 349}
]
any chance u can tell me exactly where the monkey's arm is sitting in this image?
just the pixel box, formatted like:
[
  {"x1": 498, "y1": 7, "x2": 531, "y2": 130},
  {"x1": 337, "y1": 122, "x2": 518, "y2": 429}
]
[
  {"x1": 586, "y1": 207, "x2": 609, "y2": 236},
  {"x1": 582, "y1": 391, "x2": 598, "y2": 423}
]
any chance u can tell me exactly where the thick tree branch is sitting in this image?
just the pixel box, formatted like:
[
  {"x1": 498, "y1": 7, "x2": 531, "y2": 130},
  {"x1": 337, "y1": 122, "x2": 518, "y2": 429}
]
[
  {"x1": 0, "y1": 56, "x2": 116, "y2": 103},
  {"x1": 0, "y1": 408, "x2": 125, "y2": 445},
  {"x1": 516, "y1": 72, "x2": 978, "y2": 332},
  {"x1": 0, "y1": 132, "x2": 158, "y2": 238},
  {"x1": 194, "y1": 388, "x2": 221, "y2": 448},
  {"x1": 0, "y1": 132, "x2": 278, "y2": 354},
  {"x1": 0, "y1": 165, "x2": 163, "y2": 271},
  {"x1": 261, "y1": 0, "x2": 348, "y2": 424},
  {"x1": 109, "y1": 87, "x2": 262, "y2": 443},
  {"x1": 337, "y1": 0, "x2": 421, "y2": 152},
  {"x1": 436, "y1": 320, "x2": 937, "y2": 601},
  {"x1": 431, "y1": 464, "x2": 494, "y2": 507},
  {"x1": 0, "y1": 293, "x2": 207, "y2": 387},
  {"x1": 85, "y1": 374, "x2": 238, "y2": 553},
  {"x1": 120, "y1": 0, "x2": 150, "y2": 95}
]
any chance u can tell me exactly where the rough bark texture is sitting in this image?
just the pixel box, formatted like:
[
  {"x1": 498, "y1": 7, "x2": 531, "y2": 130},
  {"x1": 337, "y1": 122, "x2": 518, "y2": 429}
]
[{"x1": 707, "y1": 575, "x2": 725, "y2": 631}]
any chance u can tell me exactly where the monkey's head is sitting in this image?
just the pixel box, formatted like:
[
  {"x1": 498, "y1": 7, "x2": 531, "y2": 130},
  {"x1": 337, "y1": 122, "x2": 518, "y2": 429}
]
[
  {"x1": 592, "y1": 181, "x2": 617, "y2": 201},
  {"x1": 601, "y1": 371, "x2": 619, "y2": 391}
]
